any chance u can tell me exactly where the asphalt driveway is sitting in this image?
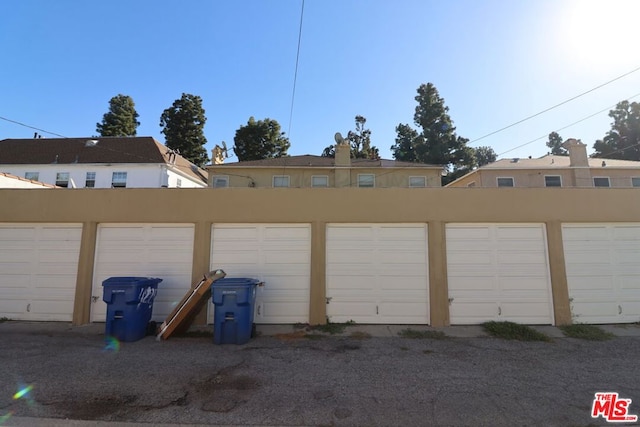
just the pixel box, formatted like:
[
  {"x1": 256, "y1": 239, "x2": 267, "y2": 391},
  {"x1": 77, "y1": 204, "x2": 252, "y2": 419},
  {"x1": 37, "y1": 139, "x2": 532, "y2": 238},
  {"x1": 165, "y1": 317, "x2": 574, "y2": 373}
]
[{"x1": 1, "y1": 322, "x2": 640, "y2": 427}]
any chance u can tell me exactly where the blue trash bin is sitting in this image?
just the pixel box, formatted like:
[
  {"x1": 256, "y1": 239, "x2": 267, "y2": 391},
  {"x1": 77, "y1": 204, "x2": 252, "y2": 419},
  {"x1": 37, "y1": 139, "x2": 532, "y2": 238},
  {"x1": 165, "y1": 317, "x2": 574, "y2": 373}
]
[
  {"x1": 102, "y1": 277, "x2": 162, "y2": 342},
  {"x1": 211, "y1": 278, "x2": 260, "y2": 344}
]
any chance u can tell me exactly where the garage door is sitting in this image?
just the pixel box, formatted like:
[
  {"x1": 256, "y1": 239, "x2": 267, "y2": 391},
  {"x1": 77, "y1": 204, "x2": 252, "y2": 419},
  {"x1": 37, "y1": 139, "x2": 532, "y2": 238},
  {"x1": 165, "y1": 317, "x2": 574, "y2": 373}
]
[
  {"x1": 326, "y1": 224, "x2": 429, "y2": 324},
  {"x1": 446, "y1": 224, "x2": 554, "y2": 325},
  {"x1": 0, "y1": 224, "x2": 82, "y2": 321},
  {"x1": 563, "y1": 224, "x2": 640, "y2": 324},
  {"x1": 210, "y1": 224, "x2": 311, "y2": 324},
  {"x1": 91, "y1": 224, "x2": 194, "y2": 322}
]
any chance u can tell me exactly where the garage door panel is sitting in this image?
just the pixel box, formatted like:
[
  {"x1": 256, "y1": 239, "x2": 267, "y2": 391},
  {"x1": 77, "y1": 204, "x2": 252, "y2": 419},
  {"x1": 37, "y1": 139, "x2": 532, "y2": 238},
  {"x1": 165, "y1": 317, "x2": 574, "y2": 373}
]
[
  {"x1": 0, "y1": 224, "x2": 81, "y2": 322},
  {"x1": 620, "y1": 302, "x2": 640, "y2": 322},
  {"x1": 564, "y1": 224, "x2": 640, "y2": 324},
  {"x1": 263, "y1": 251, "x2": 309, "y2": 264},
  {"x1": 326, "y1": 224, "x2": 429, "y2": 324},
  {"x1": 447, "y1": 224, "x2": 553, "y2": 325}
]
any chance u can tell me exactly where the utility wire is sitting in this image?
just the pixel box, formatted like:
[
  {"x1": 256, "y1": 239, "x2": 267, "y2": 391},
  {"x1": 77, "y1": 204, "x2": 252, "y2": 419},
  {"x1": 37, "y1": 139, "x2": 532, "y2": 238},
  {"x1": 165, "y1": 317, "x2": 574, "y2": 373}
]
[
  {"x1": 470, "y1": 65, "x2": 640, "y2": 144},
  {"x1": 0, "y1": 115, "x2": 67, "y2": 138},
  {"x1": 287, "y1": 0, "x2": 305, "y2": 138},
  {"x1": 498, "y1": 91, "x2": 640, "y2": 156}
]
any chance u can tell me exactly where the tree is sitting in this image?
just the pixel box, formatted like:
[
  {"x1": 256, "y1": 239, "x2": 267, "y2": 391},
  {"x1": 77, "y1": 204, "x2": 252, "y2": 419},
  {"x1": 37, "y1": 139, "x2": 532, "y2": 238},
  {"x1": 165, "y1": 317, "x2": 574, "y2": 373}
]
[
  {"x1": 233, "y1": 117, "x2": 290, "y2": 161},
  {"x1": 159, "y1": 93, "x2": 209, "y2": 167},
  {"x1": 321, "y1": 115, "x2": 380, "y2": 159},
  {"x1": 473, "y1": 146, "x2": 497, "y2": 167},
  {"x1": 390, "y1": 83, "x2": 474, "y2": 184},
  {"x1": 96, "y1": 94, "x2": 140, "y2": 137},
  {"x1": 546, "y1": 131, "x2": 567, "y2": 155},
  {"x1": 593, "y1": 100, "x2": 640, "y2": 160}
]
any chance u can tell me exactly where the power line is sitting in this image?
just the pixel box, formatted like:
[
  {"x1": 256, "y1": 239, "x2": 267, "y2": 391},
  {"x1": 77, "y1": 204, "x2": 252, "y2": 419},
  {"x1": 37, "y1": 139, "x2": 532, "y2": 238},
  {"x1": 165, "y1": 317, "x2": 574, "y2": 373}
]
[
  {"x1": 0, "y1": 115, "x2": 67, "y2": 138},
  {"x1": 471, "y1": 65, "x2": 640, "y2": 145},
  {"x1": 498, "y1": 92, "x2": 640, "y2": 156},
  {"x1": 287, "y1": 0, "x2": 305, "y2": 138}
]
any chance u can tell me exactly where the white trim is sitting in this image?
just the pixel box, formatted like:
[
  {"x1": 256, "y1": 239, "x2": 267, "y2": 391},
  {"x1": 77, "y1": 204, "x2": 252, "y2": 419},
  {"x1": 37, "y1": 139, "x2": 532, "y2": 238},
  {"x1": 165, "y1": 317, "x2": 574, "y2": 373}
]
[
  {"x1": 272, "y1": 175, "x2": 290, "y2": 188},
  {"x1": 311, "y1": 175, "x2": 329, "y2": 187},
  {"x1": 544, "y1": 175, "x2": 562, "y2": 187},
  {"x1": 593, "y1": 176, "x2": 610, "y2": 187},
  {"x1": 496, "y1": 176, "x2": 514, "y2": 187},
  {"x1": 409, "y1": 176, "x2": 426, "y2": 188},
  {"x1": 357, "y1": 173, "x2": 375, "y2": 188}
]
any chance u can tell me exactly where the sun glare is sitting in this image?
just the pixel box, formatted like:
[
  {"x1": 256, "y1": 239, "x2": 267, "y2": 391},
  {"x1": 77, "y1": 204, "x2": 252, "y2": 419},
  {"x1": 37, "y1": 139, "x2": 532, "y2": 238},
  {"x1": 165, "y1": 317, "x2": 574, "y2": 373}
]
[{"x1": 562, "y1": 0, "x2": 639, "y2": 69}]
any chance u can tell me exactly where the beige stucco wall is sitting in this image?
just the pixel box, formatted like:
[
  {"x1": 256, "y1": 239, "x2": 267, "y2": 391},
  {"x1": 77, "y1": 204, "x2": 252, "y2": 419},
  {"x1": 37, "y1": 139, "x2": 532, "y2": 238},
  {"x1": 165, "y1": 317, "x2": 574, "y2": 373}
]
[
  {"x1": 209, "y1": 167, "x2": 443, "y2": 188},
  {"x1": 1, "y1": 187, "x2": 639, "y2": 327},
  {"x1": 450, "y1": 168, "x2": 640, "y2": 188}
]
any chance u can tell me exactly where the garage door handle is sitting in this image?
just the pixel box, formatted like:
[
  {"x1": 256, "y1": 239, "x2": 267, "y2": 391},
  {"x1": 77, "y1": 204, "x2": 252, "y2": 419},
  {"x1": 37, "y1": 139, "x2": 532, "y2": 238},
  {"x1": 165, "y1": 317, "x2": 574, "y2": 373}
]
[
  {"x1": 619, "y1": 305, "x2": 622, "y2": 315},
  {"x1": 257, "y1": 305, "x2": 261, "y2": 316},
  {"x1": 498, "y1": 306, "x2": 501, "y2": 316}
]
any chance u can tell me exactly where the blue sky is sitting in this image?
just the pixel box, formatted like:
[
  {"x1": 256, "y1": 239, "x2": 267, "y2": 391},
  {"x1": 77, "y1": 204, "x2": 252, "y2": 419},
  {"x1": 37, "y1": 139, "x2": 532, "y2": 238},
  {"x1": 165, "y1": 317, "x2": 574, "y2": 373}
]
[{"x1": 2, "y1": 0, "x2": 640, "y2": 163}]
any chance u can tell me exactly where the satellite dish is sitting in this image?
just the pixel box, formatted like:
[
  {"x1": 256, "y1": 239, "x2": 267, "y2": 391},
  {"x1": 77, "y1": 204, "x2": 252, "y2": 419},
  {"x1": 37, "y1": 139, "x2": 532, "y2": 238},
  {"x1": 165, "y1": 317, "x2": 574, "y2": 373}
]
[
  {"x1": 334, "y1": 132, "x2": 344, "y2": 145},
  {"x1": 221, "y1": 141, "x2": 230, "y2": 158}
]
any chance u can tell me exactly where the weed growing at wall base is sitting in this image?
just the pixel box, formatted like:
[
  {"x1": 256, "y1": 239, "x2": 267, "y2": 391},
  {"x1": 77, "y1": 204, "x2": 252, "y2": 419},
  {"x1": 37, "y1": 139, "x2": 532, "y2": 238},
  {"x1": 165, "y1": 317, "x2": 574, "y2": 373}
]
[{"x1": 482, "y1": 321, "x2": 552, "y2": 342}]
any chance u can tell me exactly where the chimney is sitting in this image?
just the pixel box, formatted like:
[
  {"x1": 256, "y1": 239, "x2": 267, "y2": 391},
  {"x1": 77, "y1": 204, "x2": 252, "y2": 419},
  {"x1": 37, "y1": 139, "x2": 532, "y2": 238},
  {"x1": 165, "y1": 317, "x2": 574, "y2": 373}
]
[
  {"x1": 335, "y1": 141, "x2": 351, "y2": 167},
  {"x1": 212, "y1": 146, "x2": 225, "y2": 165},
  {"x1": 562, "y1": 138, "x2": 589, "y2": 167}
]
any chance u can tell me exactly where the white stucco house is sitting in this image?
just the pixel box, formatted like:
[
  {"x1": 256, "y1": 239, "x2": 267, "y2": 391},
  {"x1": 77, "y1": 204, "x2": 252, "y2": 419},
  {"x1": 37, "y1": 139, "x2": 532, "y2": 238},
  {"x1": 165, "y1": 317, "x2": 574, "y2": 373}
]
[{"x1": 0, "y1": 136, "x2": 207, "y2": 188}]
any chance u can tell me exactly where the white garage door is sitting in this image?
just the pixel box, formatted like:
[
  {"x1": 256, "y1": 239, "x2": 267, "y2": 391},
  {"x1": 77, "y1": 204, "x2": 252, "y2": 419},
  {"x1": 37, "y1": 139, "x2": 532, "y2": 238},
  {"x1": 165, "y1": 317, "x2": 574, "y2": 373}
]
[
  {"x1": 210, "y1": 224, "x2": 311, "y2": 324},
  {"x1": 91, "y1": 224, "x2": 194, "y2": 322},
  {"x1": 563, "y1": 224, "x2": 640, "y2": 324},
  {"x1": 0, "y1": 224, "x2": 82, "y2": 321},
  {"x1": 447, "y1": 224, "x2": 554, "y2": 325},
  {"x1": 326, "y1": 224, "x2": 429, "y2": 324}
]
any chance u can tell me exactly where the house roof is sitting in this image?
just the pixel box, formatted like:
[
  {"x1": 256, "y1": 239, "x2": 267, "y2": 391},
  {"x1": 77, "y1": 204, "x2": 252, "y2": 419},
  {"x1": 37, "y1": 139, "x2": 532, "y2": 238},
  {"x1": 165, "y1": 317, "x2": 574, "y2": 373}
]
[
  {"x1": 0, "y1": 172, "x2": 58, "y2": 188},
  {"x1": 482, "y1": 154, "x2": 640, "y2": 169},
  {"x1": 207, "y1": 155, "x2": 442, "y2": 169},
  {"x1": 0, "y1": 137, "x2": 207, "y2": 184}
]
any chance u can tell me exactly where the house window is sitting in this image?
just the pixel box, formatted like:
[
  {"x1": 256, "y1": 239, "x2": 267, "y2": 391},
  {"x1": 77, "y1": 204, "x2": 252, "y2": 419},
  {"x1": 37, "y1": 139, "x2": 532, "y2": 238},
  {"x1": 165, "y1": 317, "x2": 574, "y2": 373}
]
[
  {"x1": 357, "y1": 174, "x2": 375, "y2": 188},
  {"x1": 112, "y1": 172, "x2": 127, "y2": 188},
  {"x1": 467, "y1": 181, "x2": 477, "y2": 188},
  {"x1": 24, "y1": 172, "x2": 39, "y2": 181},
  {"x1": 497, "y1": 177, "x2": 514, "y2": 187},
  {"x1": 273, "y1": 175, "x2": 290, "y2": 187},
  {"x1": 311, "y1": 175, "x2": 329, "y2": 187},
  {"x1": 212, "y1": 175, "x2": 229, "y2": 188},
  {"x1": 176, "y1": 178, "x2": 182, "y2": 188},
  {"x1": 55, "y1": 172, "x2": 70, "y2": 188},
  {"x1": 409, "y1": 176, "x2": 426, "y2": 188},
  {"x1": 632, "y1": 177, "x2": 640, "y2": 187},
  {"x1": 544, "y1": 175, "x2": 562, "y2": 187},
  {"x1": 593, "y1": 177, "x2": 610, "y2": 187},
  {"x1": 85, "y1": 172, "x2": 96, "y2": 188}
]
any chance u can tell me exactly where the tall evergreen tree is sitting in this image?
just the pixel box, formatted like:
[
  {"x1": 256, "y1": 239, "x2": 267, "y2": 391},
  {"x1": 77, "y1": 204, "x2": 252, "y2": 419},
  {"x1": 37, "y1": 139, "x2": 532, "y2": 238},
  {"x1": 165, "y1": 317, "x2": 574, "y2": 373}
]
[
  {"x1": 233, "y1": 117, "x2": 290, "y2": 161},
  {"x1": 159, "y1": 93, "x2": 209, "y2": 167},
  {"x1": 390, "y1": 83, "x2": 474, "y2": 184},
  {"x1": 546, "y1": 131, "x2": 567, "y2": 155},
  {"x1": 593, "y1": 100, "x2": 640, "y2": 160},
  {"x1": 96, "y1": 94, "x2": 140, "y2": 137}
]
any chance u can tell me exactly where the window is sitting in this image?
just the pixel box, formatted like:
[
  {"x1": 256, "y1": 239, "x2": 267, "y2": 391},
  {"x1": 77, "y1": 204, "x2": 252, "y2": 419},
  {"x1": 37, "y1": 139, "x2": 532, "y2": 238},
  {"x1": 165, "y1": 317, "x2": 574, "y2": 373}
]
[
  {"x1": 409, "y1": 176, "x2": 426, "y2": 188},
  {"x1": 55, "y1": 172, "x2": 69, "y2": 187},
  {"x1": 273, "y1": 175, "x2": 290, "y2": 187},
  {"x1": 593, "y1": 177, "x2": 610, "y2": 187},
  {"x1": 632, "y1": 177, "x2": 640, "y2": 187},
  {"x1": 544, "y1": 175, "x2": 562, "y2": 187},
  {"x1": 85, "y1": 172, "x2": 96, "y2": 188},
  {"x1": 212, "y1": 175, "x2": 229, "y2": 188},
  {"x1": 176, "y1": 178, "x2": 182, "y2": 188},
  {"x1": 357, "y1": 174, "x2": 375, "y2": 188},
  {"x1": 111, "y1": 172, "x2": 127, "y2": 188},
  {"x1": 311, "y1": 175, "x2": 329, "y2": 187},
  {"x1": 497, "y1": 177, "x2": 514, "y2": 187},
  {"x1": 24, "y1": 172, "x2": 39, "y2": 181}
]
